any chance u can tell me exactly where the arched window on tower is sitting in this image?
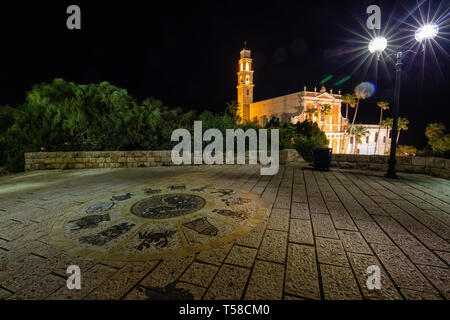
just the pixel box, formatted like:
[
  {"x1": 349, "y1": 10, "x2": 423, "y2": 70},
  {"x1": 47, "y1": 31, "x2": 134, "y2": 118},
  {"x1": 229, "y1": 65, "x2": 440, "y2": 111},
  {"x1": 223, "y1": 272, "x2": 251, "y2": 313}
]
[
  {"x1": 240, "y1": 63, "x2": 243, "y2": 71},
  {"x1": 247, "y1": 89, "x2": 250, "y2": 96},
  {"x1": 245, "y1": 76, "x2": 250, "y2": 84},
  {"x1": 246, "y1": 62, "x2": 250, "y2": 71}
]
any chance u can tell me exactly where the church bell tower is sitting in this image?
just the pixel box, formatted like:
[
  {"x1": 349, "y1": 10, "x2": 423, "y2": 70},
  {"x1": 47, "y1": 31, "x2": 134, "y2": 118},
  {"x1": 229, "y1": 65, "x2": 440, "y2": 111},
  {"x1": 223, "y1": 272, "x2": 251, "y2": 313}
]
[{"x1": 237, "y1": 43, "x2": 254, "y2": 123}]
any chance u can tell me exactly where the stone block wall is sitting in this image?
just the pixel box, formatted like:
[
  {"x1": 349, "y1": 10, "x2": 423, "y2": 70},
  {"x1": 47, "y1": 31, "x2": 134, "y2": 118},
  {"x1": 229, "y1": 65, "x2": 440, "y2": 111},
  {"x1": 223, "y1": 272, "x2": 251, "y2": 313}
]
[
  {"x1": 331, "y1": 154, "x2": 450, "y2": 179},
  {"x1": 24, "y1": 151, "x2": 173, "y2": 171}
]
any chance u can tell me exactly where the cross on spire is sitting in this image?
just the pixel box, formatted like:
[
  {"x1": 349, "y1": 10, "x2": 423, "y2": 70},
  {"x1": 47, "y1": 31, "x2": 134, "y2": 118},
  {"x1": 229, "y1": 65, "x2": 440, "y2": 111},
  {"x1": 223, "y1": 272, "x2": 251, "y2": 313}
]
[{"x1": 244, "y1": 41, "x2": 248, "y2": 50}]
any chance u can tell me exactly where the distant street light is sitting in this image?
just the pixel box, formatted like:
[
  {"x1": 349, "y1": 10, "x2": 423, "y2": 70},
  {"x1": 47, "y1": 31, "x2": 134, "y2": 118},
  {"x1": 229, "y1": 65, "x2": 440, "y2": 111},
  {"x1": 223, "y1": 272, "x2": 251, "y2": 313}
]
[{"x1": 368, "y1": 24, "x2": 439, "y2": 179}]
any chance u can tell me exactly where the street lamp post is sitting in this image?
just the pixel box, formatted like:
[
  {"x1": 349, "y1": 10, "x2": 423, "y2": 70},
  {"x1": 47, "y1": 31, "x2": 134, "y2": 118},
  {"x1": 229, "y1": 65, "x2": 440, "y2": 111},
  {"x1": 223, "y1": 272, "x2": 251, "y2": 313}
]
[
  {"x1": 367, "y1": 23, "x2": 439, "y2": 179},
  {"x1": 385, "y1": 52, "x2": 403, "y2": 178}
]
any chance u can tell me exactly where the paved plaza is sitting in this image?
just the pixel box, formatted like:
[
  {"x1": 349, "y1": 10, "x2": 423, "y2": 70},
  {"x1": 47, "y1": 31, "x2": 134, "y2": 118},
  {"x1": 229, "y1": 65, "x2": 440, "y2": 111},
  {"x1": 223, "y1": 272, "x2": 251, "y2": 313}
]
[{"x1": 0, "y1": 164, "x2": 449, "y2": 300}]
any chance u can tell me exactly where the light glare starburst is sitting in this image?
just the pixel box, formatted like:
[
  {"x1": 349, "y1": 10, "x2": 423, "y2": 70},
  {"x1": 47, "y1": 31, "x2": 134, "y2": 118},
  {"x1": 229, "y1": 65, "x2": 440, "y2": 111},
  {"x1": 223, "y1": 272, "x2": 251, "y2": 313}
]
[
  {"x1": 415, "y1": 23, "x2": 439, "y2": 41},
  {"x1": 369, "y1": 37, "x2": 388, "y2": 53}
]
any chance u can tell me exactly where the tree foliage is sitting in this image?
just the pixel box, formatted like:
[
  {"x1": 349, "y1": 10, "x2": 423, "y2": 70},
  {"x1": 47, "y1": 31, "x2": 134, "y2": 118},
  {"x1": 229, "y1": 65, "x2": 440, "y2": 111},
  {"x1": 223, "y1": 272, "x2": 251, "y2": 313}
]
[
  {"x1": 425, "y1": 123, "x2": 450, "y2": 156},
  {"x1": 266, "y1": 118, "x2": 329, "y2": 162}
]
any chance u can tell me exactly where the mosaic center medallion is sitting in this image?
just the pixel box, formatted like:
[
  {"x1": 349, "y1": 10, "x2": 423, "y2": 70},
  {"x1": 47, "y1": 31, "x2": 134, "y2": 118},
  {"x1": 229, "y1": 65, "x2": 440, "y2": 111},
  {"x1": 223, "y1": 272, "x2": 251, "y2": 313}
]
[
  {"x1": 51, "y1": 183, "x2": 267, "y2": 261},
  {"x1": 130, "y1": 194, "x2": 206, "y2": 219}
]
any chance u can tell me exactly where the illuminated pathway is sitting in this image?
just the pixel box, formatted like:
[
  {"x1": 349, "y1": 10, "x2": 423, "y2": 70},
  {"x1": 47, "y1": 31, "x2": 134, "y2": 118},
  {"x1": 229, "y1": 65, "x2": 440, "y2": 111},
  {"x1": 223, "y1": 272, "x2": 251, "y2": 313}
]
[{"x1": 0, "y1": 164, "x2": 449, "y2": 300}]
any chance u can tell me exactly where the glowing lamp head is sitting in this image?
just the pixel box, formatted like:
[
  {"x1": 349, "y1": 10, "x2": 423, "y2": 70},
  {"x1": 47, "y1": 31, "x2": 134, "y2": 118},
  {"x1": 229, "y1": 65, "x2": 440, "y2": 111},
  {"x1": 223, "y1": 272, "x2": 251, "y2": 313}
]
[
  {"x1": 415, "y1": 24, "x2": 439, "y2": 41},
  {"x1": 369, "y1": 37, "x2": 387, "y2": 53}
]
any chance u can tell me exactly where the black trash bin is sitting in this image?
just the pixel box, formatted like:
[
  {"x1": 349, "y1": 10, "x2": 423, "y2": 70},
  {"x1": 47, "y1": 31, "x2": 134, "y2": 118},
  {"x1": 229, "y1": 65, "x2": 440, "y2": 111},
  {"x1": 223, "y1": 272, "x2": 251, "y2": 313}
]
[{"x1": 313, "y1": 148, "x2": 332, "y2": 171}]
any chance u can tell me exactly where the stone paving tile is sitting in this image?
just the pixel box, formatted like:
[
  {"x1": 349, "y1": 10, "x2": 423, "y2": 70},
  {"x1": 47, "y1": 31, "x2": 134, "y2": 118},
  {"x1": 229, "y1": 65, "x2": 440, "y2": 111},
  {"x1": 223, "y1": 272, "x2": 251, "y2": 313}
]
[
  {"x1": 283, "y1": 295, "x2": 305, "y2": 300},
  {"x1": 292, "y1": 185, "x2": 308, "y2": 203},
  {"x1": 50, "y1": 254, "x2": 97, "y2": 277},
  {"x1": 274, "y1": 196, "x2": 291, "y2": 210},
  {"x1": 203, "y1": 264, "x2": 250, "y2": 300},
  {"x1": 347, "y1": 253, "x2": 402, "y2": 300},
  {"x1": 289, "y1": 219, "x2": 314, "y2": 246},
  {"x1": 235, "y1": 222, "x2": 267, "y2": 249},
  {"x1": 224, "y1": 245, "x2": 258, "y2": 268},
  {"x1": 326, "y1": 201, "x2": 358, "y2": 231},
  {"x1": 320, "y1": 264, "x2": 362, "y2": 300},
  {"x1": 180, "y1": 262, "x2": 219, "y2": 288},
  {"x1": 244, "y1": 260, "x2": 284, "y2": 300},
  {"x1": 85, "y1": 261, "x2": 160, "y2": 300},
  {"x1": 371, "y1": 243, "x2": 438, "y2": 294},
  {"x1": 290, "y1": 202, "x2": 309, "y2": 220},
  {"x1": 257, "y1": 229, "x2": 288, "y2": 264},
  {"x1": 0, "y1": 287, "x2": 13, "y2": 299},
  {"x1": 285, "y1": 244, "x2": 320, "y2": 300},
  {"x1": 8, "y1": 274, "x2": 65, "y2": 300},
  {"x1": 425, "y1": 209, "x2": 450, "y2": 227},
  {"x1": 196, "y1": 243, "x2": 233, "y2": 266},
  {"x1": 311, "y1": 214, "x2": 338, "y2": 239},
  {"x1": 374, "y1": 216, "x2": 446, "y2": 267},
  {"x1": 378, "y1": 201, "x2": 450, "y2": 251},
  {"x1": 401, "y1": 289, "x2": 443, "y2": 300},
  {"x1": 308, "y1": 197, "x2": 329, "y2": 215},
  {"x1": 140, "y1": 256, "x2": 194, "y2": 289},
  {"x1": 316, "y1": 238, "x2": 349, "y2": 267},
  {"x1": 354, "y1": 220, "x2": 393, "y2": 245},
  {"x1": 267, "y1": 208, "x2": 290, "y2": 232},
  {"x1": 124, "y1": 283, "x2": 206, "y2": 300},
  {"x1": 435, "y1": 251, "x2": 450, "y2": 265},
  {"x1": 337, "y1": 230, "x2": 372, "y2": 255},
  {"x1": 47, "y1": 264, "x2": 117, "y2": 300},
  {"x1": 417, "y1": 265, "x2": 450, "y2": 299},
  {"x1": 0, "y1": 254, "x2": 50, "y2": 292}
]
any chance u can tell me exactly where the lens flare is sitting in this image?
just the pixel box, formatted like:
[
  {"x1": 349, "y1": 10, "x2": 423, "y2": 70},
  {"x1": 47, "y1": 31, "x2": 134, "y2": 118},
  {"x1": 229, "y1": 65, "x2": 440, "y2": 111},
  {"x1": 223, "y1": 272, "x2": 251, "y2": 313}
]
[
  {"x1": 355, "y1": 82, "x2": 376, "y2": 99},
  {"x1": 368, "y1": 37, "x2": 388, "y2": 53},
  {"x1": 414, "y1": 24, "x2": 439, "y2": 41}
]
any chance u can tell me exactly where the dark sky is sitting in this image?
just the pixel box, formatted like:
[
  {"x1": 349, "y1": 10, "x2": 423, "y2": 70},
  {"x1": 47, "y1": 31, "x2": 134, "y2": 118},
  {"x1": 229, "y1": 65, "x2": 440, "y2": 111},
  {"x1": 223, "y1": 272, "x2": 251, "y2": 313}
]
[{"x1": 0, "y1": 0, "x2": 448, "y2": 148}]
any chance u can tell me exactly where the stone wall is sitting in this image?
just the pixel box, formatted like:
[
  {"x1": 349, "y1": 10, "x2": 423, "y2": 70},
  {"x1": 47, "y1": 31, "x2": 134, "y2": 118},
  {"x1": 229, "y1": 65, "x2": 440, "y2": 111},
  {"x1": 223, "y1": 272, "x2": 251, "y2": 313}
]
[
  {"x1": 331, "y1": 154, "x2": 450, "y2": 179},
  {"x1": 24, "y1": 149, "x2": 306, "y2": 171},
  {"x1": 24, "y1": 151, "x2": 173, "y2": 171}
]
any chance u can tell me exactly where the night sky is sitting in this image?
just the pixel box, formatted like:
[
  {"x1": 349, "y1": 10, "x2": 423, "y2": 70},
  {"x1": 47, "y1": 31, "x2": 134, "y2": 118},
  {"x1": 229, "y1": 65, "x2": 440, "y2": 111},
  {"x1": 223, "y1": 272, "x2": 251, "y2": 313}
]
[{"x1": 0, "y1": 0, "x2": 448, "y2": 148}]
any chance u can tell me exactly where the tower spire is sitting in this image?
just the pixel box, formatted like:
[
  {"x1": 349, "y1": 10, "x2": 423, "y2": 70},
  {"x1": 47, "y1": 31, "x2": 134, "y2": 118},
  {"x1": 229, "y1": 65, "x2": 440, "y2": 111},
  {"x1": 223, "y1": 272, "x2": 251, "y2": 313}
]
[{"x1": 237, "y1": 45, "x2": 254, "y2": 123}]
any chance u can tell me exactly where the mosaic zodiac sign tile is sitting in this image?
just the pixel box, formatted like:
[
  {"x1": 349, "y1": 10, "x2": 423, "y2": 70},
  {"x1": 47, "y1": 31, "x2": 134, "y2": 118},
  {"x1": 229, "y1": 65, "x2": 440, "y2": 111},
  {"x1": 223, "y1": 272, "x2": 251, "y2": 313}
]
[{"x1": 51, "y1": 184, "x2": 267, "y2": 261}]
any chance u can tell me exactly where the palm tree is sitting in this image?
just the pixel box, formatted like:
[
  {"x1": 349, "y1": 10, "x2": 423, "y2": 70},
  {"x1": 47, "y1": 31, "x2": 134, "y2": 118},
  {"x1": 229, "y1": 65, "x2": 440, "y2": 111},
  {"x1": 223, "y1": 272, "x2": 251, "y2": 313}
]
[
  {"x1": 382, "y1": 117, "x2": 410, "y2": 152},
  {"x1": 347, "y1": 125, "x2": 369, "y2": 154},
  {"x1": 346, "y1": 91, "x2": 367, "y2": 154},
  {"x1": 340, "y1": 93, "x2": 356, "y2": 153},
  {"x1": 306, "y1": 107, "x2": 318, "y2": 122},
  {"x1": 374, "y1": 101, "x2": 390, "y2": 155},
  {"x1": 397, "y1": 118, "x2": 409, "y2": 144},
  {"x1": 226, "y1": 100, "x2": 241, "y2": 124},
  {"x1": 341, "y1": 94, "x2": 356, "y2": 124},
  {"x1": 319, "y1": 104, "x2": 333, "y2": 130},
  {"x1": 382, "y1": 118, "x2": 392, "y2": 154}
]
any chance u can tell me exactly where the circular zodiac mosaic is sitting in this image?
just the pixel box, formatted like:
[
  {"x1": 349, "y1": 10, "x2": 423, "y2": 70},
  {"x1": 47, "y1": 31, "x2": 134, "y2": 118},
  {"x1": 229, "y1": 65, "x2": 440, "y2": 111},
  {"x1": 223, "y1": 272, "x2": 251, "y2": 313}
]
[
  {"x1": 130, "y1": 194, "x2": 206, "y2": 219},
  {"x1": 51, "y1": 184, "x2": 267, "y2": 261}
]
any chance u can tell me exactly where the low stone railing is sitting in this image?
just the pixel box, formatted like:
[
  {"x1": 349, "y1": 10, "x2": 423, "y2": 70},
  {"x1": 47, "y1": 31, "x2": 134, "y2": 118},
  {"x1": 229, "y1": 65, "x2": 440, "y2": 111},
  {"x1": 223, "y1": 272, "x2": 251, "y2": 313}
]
[
  {"x1": 24, "y1": 149, "x2": 304, "y2": 171},
  {"x1": 331, "y1": 154, "x2": 450, "y2": 179},
  {"x1": 24, "y1": 151, "x2": 174, "y2": 171},
  {"x1": 24, "y1": 151, "x2": 450, "y2": 180}
]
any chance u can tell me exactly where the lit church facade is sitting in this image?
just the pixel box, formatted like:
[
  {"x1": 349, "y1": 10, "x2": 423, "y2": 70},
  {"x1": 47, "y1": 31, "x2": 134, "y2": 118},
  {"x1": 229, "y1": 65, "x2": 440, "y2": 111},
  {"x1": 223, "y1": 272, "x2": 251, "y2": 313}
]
[{"x1": 236, "y1": 47, "x2": 391, "y2": 155}]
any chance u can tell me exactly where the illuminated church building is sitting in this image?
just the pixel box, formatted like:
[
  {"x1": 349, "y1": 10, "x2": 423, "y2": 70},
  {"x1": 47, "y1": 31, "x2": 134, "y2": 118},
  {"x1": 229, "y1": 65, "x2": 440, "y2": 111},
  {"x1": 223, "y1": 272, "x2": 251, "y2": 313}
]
[{"x1": 236, "y1": 47, "x2": 391, "y2": 155}]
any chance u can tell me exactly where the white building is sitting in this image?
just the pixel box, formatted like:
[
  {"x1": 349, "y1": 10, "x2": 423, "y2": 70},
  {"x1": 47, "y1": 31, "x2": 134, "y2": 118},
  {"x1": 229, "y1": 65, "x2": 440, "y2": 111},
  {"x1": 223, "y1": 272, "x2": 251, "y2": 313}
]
[{"x1": 346, "y1": 124, "x2": 392, "y2": 155}]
